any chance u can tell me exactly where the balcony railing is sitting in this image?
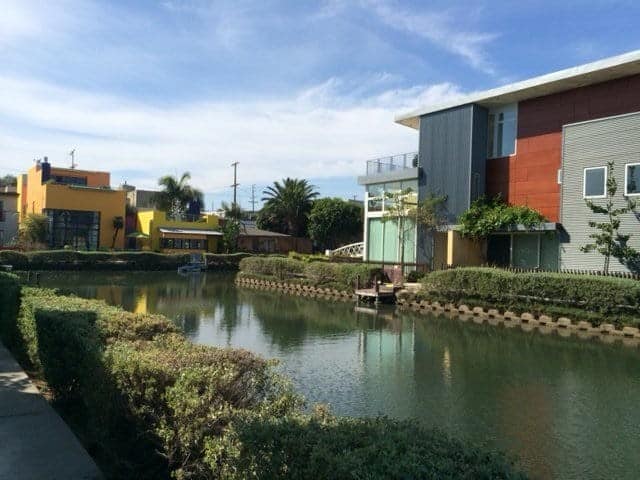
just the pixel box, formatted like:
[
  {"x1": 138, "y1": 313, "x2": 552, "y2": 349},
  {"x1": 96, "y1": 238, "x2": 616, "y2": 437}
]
[{"x1": 365, "y1": 152, "x2": 418, "y2": 176}]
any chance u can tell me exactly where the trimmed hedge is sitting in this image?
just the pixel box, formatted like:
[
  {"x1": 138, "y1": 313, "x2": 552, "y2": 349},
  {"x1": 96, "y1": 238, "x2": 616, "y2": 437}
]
[
  {"x1": 0, "y1": 272, "x2": 21, "y2": 349},
  {"x1": 239, "y1": 256, "x2": 384, "y2": 292},
  {"x1": 0, "y1": 250, "x2": 251, "y2": 271},
  {"x1": 3, "y1": 283, "x2": 526, "y2": 479},
  {"x1": 420, "y1": 268, "x2": 640, "y2": 327}
]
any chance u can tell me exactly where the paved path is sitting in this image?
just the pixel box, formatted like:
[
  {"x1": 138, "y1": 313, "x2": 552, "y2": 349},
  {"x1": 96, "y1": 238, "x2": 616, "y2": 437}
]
[{"x1": 0, "y1": 343, "x2": 102, "y2": 480}]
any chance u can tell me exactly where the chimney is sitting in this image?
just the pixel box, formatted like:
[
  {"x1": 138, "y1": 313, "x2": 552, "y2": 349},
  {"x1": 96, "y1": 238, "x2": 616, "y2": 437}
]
[{"x1": 41, "y1": 156, "x2": 51, "y2": 183}]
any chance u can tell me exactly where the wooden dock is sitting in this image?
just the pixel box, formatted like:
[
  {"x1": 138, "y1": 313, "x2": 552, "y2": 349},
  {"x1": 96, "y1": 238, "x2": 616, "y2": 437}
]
[{"x1": 355, "y1": 285, "x2": 396, "y2": 304}]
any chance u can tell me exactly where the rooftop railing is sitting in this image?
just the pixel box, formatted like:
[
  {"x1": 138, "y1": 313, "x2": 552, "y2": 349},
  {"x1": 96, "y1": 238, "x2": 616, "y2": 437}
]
[{"x1": 365, "y1": 152, "x2": 418, "y2": 176}]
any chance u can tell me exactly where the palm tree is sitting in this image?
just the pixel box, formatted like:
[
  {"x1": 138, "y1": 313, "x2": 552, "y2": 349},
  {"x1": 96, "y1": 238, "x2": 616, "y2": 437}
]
[
  {"x1": 154, "y1": 172, "x2": 204, "y2": 220},
  {"x1": 220, "y1": 201, "x2": 244, "y2": 220},
  {"x1": 260, "y1": 178, "x2": 318, "y2": 236}
]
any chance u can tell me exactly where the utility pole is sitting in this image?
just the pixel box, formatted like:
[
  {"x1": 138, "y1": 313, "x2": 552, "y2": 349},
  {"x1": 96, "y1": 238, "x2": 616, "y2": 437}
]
[
  {"x1": 230, "y1": 162, "x2": 239, "y2": 206},
  {"x1": 250, "y1": 184, "x2": 257, "y2": 214}
]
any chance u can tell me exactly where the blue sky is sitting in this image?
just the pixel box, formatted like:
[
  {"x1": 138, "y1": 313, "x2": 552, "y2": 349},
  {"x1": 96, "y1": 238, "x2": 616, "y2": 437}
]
[{"x1": 2, "y1": 0, "x2": 640, "y2": 210}]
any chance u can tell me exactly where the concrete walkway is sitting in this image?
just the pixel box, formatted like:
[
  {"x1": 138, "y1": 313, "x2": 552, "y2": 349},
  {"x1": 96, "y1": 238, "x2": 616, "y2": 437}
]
[{"x1": 0, "y1": 343, "x2": 102, "y2": 480}]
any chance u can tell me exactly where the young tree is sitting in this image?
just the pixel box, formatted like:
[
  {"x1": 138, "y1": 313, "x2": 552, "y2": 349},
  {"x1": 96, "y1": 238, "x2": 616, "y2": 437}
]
[
  {"x1": 0, "y1": 175, "x2": 17, "y2": 187},
  {"x1": 382, "y1": 189, "x2": 447, "y2": 269},
  {"x1": 220, "y1": 201, "x2": 244, "y2": 220},
  {"x1": 307, "y1": 198, "x2": 363, "y2": 251},
  {"x1": 221, "y1": 218, "x2": 241, "y2": 253},
  {"x1": 111, "y1": 216, "x2": 124, "y2": 249},
  {"x1": 580, "y1": 161, "x2": 639, "y2": 274},
  {"x1": 19, "y1": 213, "x2": 48, "y2": 248}
]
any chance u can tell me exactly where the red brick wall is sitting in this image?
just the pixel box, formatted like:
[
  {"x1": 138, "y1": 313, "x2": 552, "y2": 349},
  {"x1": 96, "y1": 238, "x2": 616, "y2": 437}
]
[{"x1": 486, "y1": 73, "x2": 640, "y2": 222}]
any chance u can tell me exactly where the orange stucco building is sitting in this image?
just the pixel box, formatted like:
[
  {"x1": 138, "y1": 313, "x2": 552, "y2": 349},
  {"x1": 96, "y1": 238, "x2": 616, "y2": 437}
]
[{"x1": 17, "y1": 159, "x2": 126, "y2": 249}]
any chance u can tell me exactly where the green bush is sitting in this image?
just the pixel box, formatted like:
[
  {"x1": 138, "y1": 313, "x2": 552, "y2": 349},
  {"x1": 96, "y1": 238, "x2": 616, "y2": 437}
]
[
  {"x1": 218, "y1": 408, "x2": 526, "y2": 480},
  {"x1": 0, "y1": 272, "x2": 21, "y2": 348},
  {"x1": 0, "y1": 250, "x2": 250, "y2": 271},
  {"x1": 420, "y1": 268, "x2": 640, "y2": 327},
  {"x1": 239, "y1": 257, "x2": 383, "y2": 292},
  {"x1": 405, "y1": 270, "x2": 426, "y2": 282}
]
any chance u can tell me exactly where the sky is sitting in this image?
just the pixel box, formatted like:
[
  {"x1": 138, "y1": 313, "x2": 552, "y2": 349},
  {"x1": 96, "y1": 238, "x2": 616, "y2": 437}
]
[{"x1": 2, "y1": 0, "x2": 640, "y2": 211}]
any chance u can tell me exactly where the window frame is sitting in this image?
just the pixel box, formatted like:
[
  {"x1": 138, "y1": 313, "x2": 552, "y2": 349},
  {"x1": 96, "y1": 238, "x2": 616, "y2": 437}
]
[
  {"x1": 624, "y1": 162, "x2": 640, "y2": 197},
  {"x1": 487, "y1": 104, "x2": 517, "y2": 159},
  {"x1": 583, "y1": 165, "x2": 608, "y2": 199}
]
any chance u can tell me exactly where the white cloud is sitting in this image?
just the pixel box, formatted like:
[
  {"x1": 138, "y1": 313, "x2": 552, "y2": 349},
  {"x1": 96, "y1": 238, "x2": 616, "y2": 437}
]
[
  {"x1": 362, "y1": 0, "x2": 497, "y2": 75},
  {"x1": 0, "y1": 75, "x2": 462, "y2": 193}
]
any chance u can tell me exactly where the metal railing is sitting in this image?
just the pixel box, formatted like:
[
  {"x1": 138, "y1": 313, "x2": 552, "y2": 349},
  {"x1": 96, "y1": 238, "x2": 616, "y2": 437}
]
[
  {"x1": 365, "y1": 152, "x2": 418, "y2": 176},
  {"x1": 327, "y1": 242, "x2": 364, "y2": 258}
]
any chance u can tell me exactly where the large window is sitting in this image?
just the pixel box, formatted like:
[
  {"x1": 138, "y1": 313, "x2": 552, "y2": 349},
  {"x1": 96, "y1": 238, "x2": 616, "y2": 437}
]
[
  {"x1": 161, "y1": 237, "x2": 205, "y2": 250},
  {"x1": 53, "y1": 175, "x2": 87, "y2": 186},
  {"x1": 487, "y1": 104, "x2": 517, "y2": 158},
  {"x1": 583, "y1": 166, "x2": 607, "y2": 198},
  {"x1": 45, "y1": 209, "x2": 100, "y2": 250},
  {"x1": 0, "y1": 201, "x2": 4, "y2": 222},
  {"x1": 625, "y1": 163, "x2": 640, "y2": 196}
]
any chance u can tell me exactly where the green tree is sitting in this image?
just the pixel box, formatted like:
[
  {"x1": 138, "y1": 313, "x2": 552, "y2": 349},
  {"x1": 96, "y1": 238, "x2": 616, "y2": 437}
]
[
  {"x1": 383, "y1": 189, "x2": 447, "y2": 268},
  {"x1": 19, "y1": 213, "x2": 48, "y2": 246},
  {"x1": 220, "y1": 201, "x2": 244, "y2": 220},
  {"x1": 580, "y1": 161, "x2": 639, "y2": 274},
  {"x1": 0, "y1": 175, "x2": 17, "y2": 187},
  {"x1": 154, "y1": 172, "x2": 204, "y2": 220},
  {"x1": 259, "y1": 178, "x2": 319, "y2": 236},
  {"x1": 111, "y1": 216, "x2": 124, "y2": 249},
  {"x1": 307, "y1": 198, "x2": 363, "y2": 250},
  {"x1": 221, "y1": 218, "x2": 241, "y2": 253}
]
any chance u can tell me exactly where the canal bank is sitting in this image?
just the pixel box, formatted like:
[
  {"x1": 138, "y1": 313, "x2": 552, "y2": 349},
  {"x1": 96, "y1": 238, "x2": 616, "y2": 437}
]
[{"x1": 36, "y1": 271, "x2": 640, "y2": 480}]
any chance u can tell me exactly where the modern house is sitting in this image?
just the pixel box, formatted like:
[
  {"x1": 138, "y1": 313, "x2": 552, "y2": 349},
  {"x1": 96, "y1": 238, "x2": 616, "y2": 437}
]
[
  {"x1": 0, "y1": 186, "x2": 19, "y2": 246},
  {"x1": 361, "y1": 50, "x2": 640, "y2": 272},
  {"x1": 17, "y1": 159, "x2": 127, "y2": 250}
]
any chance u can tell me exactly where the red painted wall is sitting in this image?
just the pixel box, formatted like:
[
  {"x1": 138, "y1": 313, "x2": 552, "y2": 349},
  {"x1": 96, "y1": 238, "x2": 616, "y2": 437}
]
[{"x1": 486, "y1": 73, "x2": 640, "y2": 222}]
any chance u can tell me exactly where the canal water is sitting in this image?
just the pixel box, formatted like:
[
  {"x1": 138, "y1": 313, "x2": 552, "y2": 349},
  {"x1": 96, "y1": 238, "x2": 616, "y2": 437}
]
[{"x1": 39, "y1": 271, "x2": 640, "y2": 480}]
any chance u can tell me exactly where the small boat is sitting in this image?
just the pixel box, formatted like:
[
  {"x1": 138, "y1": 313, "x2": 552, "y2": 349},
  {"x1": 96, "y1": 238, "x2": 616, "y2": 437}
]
[{"x1": 177, "y1": 253, "x2": 206, "y2": 275}]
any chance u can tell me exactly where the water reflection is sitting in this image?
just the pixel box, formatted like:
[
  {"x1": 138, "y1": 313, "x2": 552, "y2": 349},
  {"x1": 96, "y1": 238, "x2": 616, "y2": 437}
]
[{"x1": 40, "y1": 271, "x2": 640, "y2": 480}]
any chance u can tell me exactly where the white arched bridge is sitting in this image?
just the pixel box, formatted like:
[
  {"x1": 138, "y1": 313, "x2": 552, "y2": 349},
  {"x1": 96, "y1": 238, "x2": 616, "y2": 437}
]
[{"x1": 326, "y1": 242, "x2": 364, "y2": 258}]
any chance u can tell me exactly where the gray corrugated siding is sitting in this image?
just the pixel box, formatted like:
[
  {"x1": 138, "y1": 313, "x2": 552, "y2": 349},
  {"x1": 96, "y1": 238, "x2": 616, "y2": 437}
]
[
  {"x1": 561, "y1": 112, "x2": 640, "y2": 272},
  {"x1": 420, "y1": 105, "x2": 475, "y2": 223},
  {"x1": 419, "y1": 104, "x2": 487, "y2": 223}
]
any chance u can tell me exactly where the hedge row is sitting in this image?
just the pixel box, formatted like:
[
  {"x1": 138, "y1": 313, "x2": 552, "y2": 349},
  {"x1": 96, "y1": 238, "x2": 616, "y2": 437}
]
[
  {"x1": 238, "y1": 257, "x2": 384, "y2": 292},
  {"x1": 0, "y1": 250, "x2": 251, "y2": 271},
  {"x1": 420, "y1": 268, "x2": 640, "y2": 327},
  {"x1": 2, "y1": 275, "x2": 526, "y2": 479}
]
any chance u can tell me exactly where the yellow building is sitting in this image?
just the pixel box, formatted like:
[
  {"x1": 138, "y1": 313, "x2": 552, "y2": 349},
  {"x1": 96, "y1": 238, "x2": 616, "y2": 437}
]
[
  {"x1": 17, "y1": 158, "x2": 126, "y2": 250},
  {"x1": 135, "y1": 210, "x2": 221, "y2": 253}
]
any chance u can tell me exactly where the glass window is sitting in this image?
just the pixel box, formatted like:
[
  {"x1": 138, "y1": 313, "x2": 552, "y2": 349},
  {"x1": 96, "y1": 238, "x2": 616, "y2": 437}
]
[
  {"x1": 0, "y1": 201, "x2": 4, "y2": 222},
  {"x1": 584, "y1": 166, "x2": 607, "y2": 198},
  {"x1": 625, "y1": 163, "x2": 640, "y2": 196},
  {"x1": 44, "y1": 209, "x2": 100, "y2": 250},
  {"x1": 487, "y1": 104, "x2": 517, "y2": 158}
]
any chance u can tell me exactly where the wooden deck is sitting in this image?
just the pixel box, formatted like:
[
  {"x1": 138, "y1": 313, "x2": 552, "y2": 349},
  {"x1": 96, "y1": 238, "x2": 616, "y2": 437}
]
[{"x1": 355, "y1": 285, "x2": 396, "y2": 304}]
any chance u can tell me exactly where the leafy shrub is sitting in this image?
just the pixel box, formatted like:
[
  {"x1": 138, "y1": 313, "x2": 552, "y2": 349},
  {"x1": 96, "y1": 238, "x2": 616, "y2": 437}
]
[
  {"x1": 405, "y1": 270, "x2": 426, "y2": 282},
  {"x1": 0, "y1": 272, "x2": 21, "y2": 348},
  {"x1": 217, "y1": 408, "x2": 526, "y2": 480},
  {"x1": 0, "y1": 249, "x2": 250, "y2": 271},
  {"x1": 421, "y1": 267, "x2": 640, "y2": 327},
  {"x1": 459, "y1": 196, "x2": 546, "y2": 239},
  {"x1": 239, "y1": 257, "x2": 383, "y2": 292}
]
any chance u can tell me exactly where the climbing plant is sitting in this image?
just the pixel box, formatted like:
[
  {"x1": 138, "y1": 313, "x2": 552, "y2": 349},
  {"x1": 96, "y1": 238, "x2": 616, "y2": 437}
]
[{"x1": 459, "y1": 195, "x2": 546, "y2": 239}]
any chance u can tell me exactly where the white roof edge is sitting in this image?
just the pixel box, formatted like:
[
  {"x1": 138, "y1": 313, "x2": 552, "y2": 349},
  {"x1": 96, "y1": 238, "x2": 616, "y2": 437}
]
[{"x1": 395, "y1": 49, "x2": 640, "y2": 129}]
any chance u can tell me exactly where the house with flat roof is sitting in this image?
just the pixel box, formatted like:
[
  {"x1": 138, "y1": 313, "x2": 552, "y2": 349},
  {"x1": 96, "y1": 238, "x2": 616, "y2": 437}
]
[
  {"x1": 361, "y1": 50, "x2": 640, "y2": 272},
  {"x1": 17, "y1": 158, "x2": 127, "y2": 250}
]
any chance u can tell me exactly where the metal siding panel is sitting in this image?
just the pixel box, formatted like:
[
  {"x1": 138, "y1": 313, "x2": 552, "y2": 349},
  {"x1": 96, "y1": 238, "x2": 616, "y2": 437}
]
[
  {"x1": 419, "y1": 105, "x2": 473, "y2": 223},
  {"x1": 561, "y1": 111, "x2": 640, "y2": 272}
]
